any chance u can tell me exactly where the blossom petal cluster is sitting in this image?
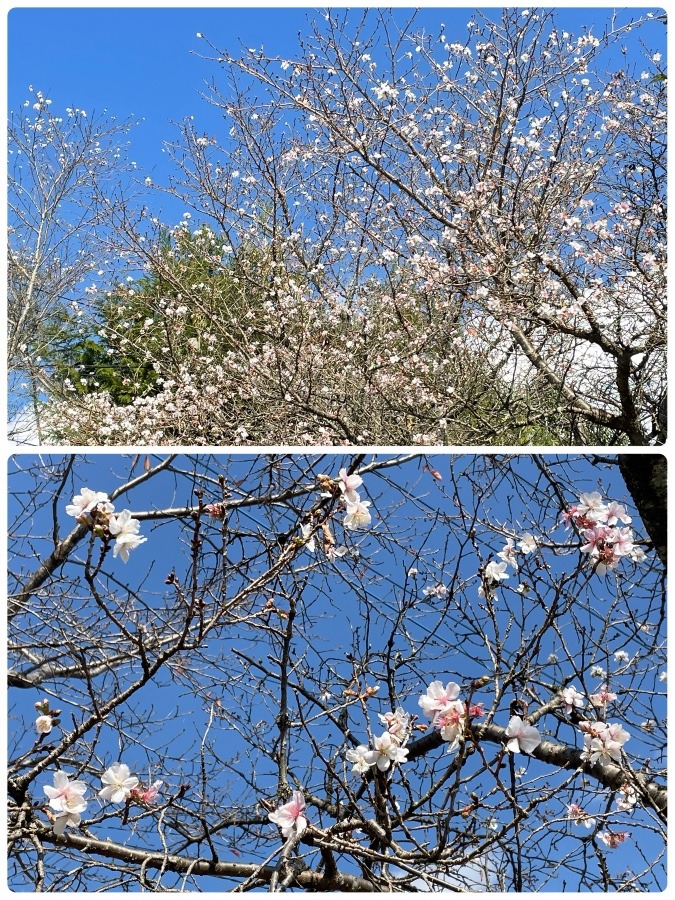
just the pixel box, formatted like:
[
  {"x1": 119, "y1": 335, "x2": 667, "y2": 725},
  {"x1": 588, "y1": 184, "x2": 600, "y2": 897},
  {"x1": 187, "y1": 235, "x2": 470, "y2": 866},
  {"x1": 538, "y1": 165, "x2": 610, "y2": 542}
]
[
  {"x1": 559, "y1": 685, "x2": 585, "y2": 716},
  {"x1": 567, "y1": 802, "x2": 596, "y2": 829},
  {"x1": 345, "y1": 704, "x2": 411, "y2": 774},
  {"x1": 65, "y1": 488, "x2": 146, "y2": 563},
  {"x1": 268, "y1": 790, "x2": 307, "y2": 837},
  {"x1": 99, "y1": 762, "x2": 140, "y2": 803},
  {"x1": 504, "y1": 716, "x2": 542, "y2": 755},
  {"x1": 338, "y1": 467, "x2": 372, "y2": 530},
  {"x1": 418, "y1": 680, "x2": 485, "y2": 754},
  {"x1": 562, "y1": 493, "x2": 643, "y2": 574},
  {"x1": 43, "y1": 771, "x2": 88, "y2": 835},
  {"x1": 579, "y1": 720, "x2": 630, "y2": 765}
]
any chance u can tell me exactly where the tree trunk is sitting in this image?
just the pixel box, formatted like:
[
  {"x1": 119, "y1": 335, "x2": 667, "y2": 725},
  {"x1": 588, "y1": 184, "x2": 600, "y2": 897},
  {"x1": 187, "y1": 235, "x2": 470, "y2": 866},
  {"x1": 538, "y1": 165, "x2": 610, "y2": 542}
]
[{"x1": 619, "y1": 454, "x2": 667, "y2": 567}]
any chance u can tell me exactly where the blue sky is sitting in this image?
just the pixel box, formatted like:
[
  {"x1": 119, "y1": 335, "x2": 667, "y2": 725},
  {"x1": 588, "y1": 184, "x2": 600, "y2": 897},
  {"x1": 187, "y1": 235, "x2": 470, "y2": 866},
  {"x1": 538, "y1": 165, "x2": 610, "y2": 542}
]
[{"x1": 7, "y1": 453, "x2": 667, "y2": 890}]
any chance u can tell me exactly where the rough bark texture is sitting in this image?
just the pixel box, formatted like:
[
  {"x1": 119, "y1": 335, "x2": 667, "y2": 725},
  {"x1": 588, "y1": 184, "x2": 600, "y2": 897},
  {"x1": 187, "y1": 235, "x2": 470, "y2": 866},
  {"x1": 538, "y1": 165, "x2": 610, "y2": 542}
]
[{"x1": 618, "y1": 454, "x2": 667, "y2": 567}]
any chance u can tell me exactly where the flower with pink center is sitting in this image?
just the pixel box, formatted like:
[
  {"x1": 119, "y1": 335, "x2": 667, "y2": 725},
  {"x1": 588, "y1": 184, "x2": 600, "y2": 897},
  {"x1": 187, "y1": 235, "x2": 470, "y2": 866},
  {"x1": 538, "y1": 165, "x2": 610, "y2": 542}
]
[
  {"x1": 605, "y1": 501, "x2": 632, "y2": 526},
  {"x1": 576, "y1": 492, "x2": 608, "y2": 523},
  {"x1": 567, "y1": 802, "x2": 596, "y2": 829},
  {"x1": 580, "y1": 525, "x2": 611, "y2": 555},
  {"x1": 597, "y1": 831, "x2": 629, "y2": 849},
  {"x1": 419, "y1": 680, "x2": 461, "y2": 720},
  {"x1": 610, "y1": 527, "x2": 634, "y2": 557},
  {"x1": 44, "y1": 771, "x2": 88, "y2": 834},
  {"x1": 436, "y1": 700, "x2": 466, "y2": 751},
  {"x1": 589, "y1": 683, "x2": 617, "y2": 707},
  {"x1": 582, "y1": 720, "x2": 629, "y2": 765},
  {"x1": 130, "y1": 780, "x2": 163, "y2": 804},
  {"x1": 268, "y1": 791, "x2": 307, "y2": 837},
  {"x1": 560, "y1": 685, "x2": 585, "y2": 715},
  {"x1": 338, "y1": 467, "x2": 363, "y2": 503},
  {"x1": 378, "y1": 707, "x2": 410, "y2": 742},
  {"x1": 468, "y1": 702, "x2": 485, "y2": 719},
  {"x1": 504, "y1": 716, "x2": 541, "y2": 755}
]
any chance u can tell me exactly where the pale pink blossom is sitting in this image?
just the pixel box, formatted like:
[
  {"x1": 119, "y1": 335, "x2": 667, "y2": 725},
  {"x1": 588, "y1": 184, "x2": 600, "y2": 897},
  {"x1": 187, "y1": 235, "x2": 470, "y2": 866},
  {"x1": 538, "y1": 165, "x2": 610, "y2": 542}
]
[
  {"x1": 343, "y1": 498, "x2": 372, "y2": 530},
  {"x1": 435, "y1": 700, "x2": 466, "y2": 751},
  {"x1": 378, "y1": 707, "x2": 410, "y2": 742},
  {"x1": 52, "y1": 810, "x2": 84, "y2": 836},
  {"x1": 559, "y1": 685, "x2": 585, "y2": 715},
  {"x1": 589, "y1": 683, "x2": 617, "y2": 707},
  {"x1": 605, "y1": 502, "x2": 632, "y2": 526},
  {"x1": 44, "y1": 771, "x2": 88, "y2": 816},
  {"x1": 498, "y1": 539, "x2": 519, "y2": 570},
  {"x1": 130, "y1": 780, "x2": 163, "y2": 804},
  {"x1": 65, "y1": 487, "x2": 111, "y2": 518},
  {"x1": 108, "y1": 510, "x2": 147, "y2": 562},
  {"x1": 581, "y1": 720, "x2": 629, "y2": 765},
  {"x1": 346, "y1": 744, "x2": 373, "y2": 774},
  {"x1": 504, "y1": 716, "x2": 541, "y2": 754},
  {"x1": 517, "y1": 533, "x2": 537, "y2": 554},
  {"x1": 483, "y1": 560, "x2": 509, "y2": 583},
  {"x1": 610, "y1": 527, "x2": 635, "y2": 557},
  {"x1": 567, "y1": 802, "x2": 596, "y2": 829},
  {"x1": 268, "y1": 791, "x2": 307, "y2": 837},
  {"x1": 576, "y1": 492, "x2": 608, "y2": 523},
  {"x1": 419, "y1": 680, "x2": 461, "y2": 720},
  {"x1": 616, "y1": 783, "x2": 638, "y2": 811},
  {"x1": 99, "y1": 762, "x2": 140, "y2": 803},
  {"x1": 580, "y1": 524, "x2": 611, "y2": 555},
  {"x1": 597, "y1": 831, "x2": 629, "y2": 848},
  {"x1": 338, "y1": 467, "x2": 363, "y2": 503},
  {"x1": 364, "y1": 731, "x2": 409, "y2": 771}
]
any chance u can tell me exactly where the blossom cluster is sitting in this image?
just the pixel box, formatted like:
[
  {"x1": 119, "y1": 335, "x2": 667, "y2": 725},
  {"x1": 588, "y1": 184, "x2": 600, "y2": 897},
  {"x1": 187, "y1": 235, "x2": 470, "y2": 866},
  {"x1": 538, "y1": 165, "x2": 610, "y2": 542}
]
[
  {"x1": 43, "y1": 762, "x2": 161, "y2": 835},
  {"x1": 579, "y1": 720, "x2": 630, "y2": 766},
  {"x1": 337, "y1": 467, "x2": 372, "y2": 530},
  {"x1": 65, "y1": 487, "x2": 147, "y2": 562},
  {"x1": 346, "y1": 707, "x2": 411, "y2": 774},
  {"x1": 479, "y1": 533, "x2": 537, "y2": 597},
  {"x1": 562, "y1": 492, "x2": 644, "y2": 575}
]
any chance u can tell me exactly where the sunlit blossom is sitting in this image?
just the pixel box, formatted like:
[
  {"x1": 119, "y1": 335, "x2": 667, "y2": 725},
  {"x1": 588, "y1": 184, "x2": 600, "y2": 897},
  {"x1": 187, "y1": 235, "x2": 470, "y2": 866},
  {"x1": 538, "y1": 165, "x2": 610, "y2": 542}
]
[
  {"x1": 344, "y1": 498, "x2": 371, "y2": 530},
  {"x1": 419, "y1": 680, "x2": 461, "y2": 720},
  {"x1": 504, "y1": 716, "x2": 541, "y2": 754},
  {"x1": 99, "y1": 762, "x2": 140, "y2": 803},
  {"x1": 364, "y1": 731, "x2": 409, "y2": 771},
  {"x1": 346, "y1": 744, "x2": 373, "y2": 774},
  {"x1": 268, "y1": 791, "x2": 307, "y2": 837}
]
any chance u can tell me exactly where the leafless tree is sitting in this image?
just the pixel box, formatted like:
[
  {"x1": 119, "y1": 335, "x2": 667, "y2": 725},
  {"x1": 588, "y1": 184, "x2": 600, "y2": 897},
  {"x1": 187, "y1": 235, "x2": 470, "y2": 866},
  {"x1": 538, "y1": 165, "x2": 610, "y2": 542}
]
[{"x1": 7, "y1": 87, "x2": 136, "y2": 440}]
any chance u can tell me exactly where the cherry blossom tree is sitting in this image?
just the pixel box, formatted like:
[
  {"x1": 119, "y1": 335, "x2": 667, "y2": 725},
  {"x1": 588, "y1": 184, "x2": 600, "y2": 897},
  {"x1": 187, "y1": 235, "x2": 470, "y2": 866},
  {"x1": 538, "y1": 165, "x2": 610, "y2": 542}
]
[
  {"x1": 7, "y1": 86, "x2": 138, "y2": 441},
  {"x1": 8, "y1": 453, "x2": 666, "y2": 891},
  {"x1": 31, "y1": 7, "x2": 665, "y2": 446}
]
